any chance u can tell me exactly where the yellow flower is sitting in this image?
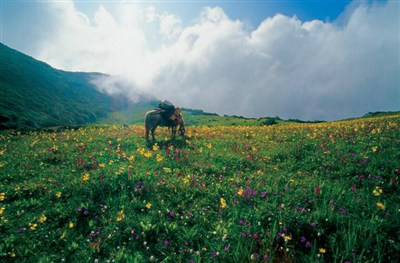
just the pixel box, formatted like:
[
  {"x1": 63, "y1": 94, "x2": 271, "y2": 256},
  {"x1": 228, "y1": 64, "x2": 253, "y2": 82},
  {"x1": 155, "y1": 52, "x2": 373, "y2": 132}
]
[
  {"x1": 373, "y1": 186, "x2": 383, "y2": 196},
  {"x1": 117, "y1": 210, "x2": 125, "y2": 222},
  {"x1": 55, "y1": 192, "x2": 62, "y2": 198},
  {"x1": 372, "y1": 146, "x2": 378, "y2": 152},
  {"x1": 69, "y1": 222, "x2": 74, "y2": 228},
  {"x1": 99, "y1": 163, "x2": 106, "y2": 168},
  {"x1": 38, "y1": 214, "x2": 47, "y2": 223},
  {"x1": 237, "y1": 188, "x2": 244, "y2": 196},
  {"x1": 0, "y1": 193, "x2": 4, "y2": 201},
  {"x1": 284, "y1": 235, "x2": 292, "y2": 242},
  {"x1": 183, "y1": 176, "x2": 190, "y2": 184},
  {"x1": 127, "y1": 156, "x2": 134, "y2": 162},
  {"x1": 220, "y1": 198, "x2": 227, "y2": 209},
  {"x1": 146, "y1": 203, "x2": 152, "y2": 209},
  {"x1": 156, "y1": 154, "x2": 163, "y2": 162},
  {"x1": 29, "y1": 223, "x2": 38, "y2": 231},
  {"x1": 163, "y1": 167, "x2": 172, "y2": 173},
  {"x1": 0, "y1": 207, "x2": 4, "y2": 215},
  {"x1": 376, "y1": 202, "x2": 385, "y2": 210},
  {"x1": 319, "y1": 248, "x2": 326, "y2": 254},
  {"x1": 152, "y1": 144, "x2": 159, "y2": 151},
  {"x1": 81, "y1": 173, "x2": 90, "y2": 183}
]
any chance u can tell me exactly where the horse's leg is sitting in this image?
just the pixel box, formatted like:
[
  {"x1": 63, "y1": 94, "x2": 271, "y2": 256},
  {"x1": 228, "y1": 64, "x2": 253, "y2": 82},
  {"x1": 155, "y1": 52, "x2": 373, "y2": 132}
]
[
  {"x1": 171, "y1": 126, "x2": 177, "y2": 140},
  {"x1": 145, "y1": 128, "x2": 150, "y2": 142},
  {"x1": 151, "y1": 127, "x2": 156, "y2": 141}
]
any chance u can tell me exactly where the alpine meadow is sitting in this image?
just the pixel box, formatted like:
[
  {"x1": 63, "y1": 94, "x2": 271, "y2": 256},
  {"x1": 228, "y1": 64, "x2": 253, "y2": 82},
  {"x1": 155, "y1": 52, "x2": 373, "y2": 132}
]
[
  {"x1": 1, "y1": 113, "x2": 399, "y2": 262},
  {"x1": 1, "y1": 0, "x2": 400, "y2": 262}
]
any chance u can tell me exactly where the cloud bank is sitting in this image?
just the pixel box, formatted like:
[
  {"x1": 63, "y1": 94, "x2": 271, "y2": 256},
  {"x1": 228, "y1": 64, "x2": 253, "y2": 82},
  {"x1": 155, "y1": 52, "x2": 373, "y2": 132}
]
[{"x1": 2, "y1": 0, "x2": 399, "y2": 120}]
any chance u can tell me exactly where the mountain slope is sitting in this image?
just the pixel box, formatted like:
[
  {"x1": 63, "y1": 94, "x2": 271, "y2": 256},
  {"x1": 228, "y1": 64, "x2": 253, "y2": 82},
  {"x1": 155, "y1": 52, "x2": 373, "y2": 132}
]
[{"x1": 0, "y1": 43, "x2": 115, "y2": 129}]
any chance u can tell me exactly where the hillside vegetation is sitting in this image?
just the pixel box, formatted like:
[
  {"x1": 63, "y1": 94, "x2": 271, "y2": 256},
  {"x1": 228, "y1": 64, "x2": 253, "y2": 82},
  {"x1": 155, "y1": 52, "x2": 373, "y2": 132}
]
[
  {"x1": 0, "y1": 43, "x2": 115, "y2": 129},
  {"x1": 0, "y1": 114, "x2": 399, "y2": 262}
]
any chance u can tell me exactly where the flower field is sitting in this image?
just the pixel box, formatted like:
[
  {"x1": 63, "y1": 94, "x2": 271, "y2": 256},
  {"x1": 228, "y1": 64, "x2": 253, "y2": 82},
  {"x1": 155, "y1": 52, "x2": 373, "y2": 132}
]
[{"x1": 0, "y1": 114, "x2": 399, "y2": 262}]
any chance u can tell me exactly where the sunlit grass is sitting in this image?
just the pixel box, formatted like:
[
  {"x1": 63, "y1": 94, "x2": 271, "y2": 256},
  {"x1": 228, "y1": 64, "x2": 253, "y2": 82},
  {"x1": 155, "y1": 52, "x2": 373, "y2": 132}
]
[{"x1": 0, "y1": 115, "x2": 399, "y2": 262}]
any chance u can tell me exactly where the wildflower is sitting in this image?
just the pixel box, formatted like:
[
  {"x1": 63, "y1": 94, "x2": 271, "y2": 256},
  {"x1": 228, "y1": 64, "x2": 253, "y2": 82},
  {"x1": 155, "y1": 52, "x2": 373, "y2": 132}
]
[
  {"x1": 373, "y1": 186, "x2": 383, "y2": 196},
  {"x1": 163, "y1": 239, "x2": 169, "y2": 247},
  {"x1": 99, "y1": 163, "x2": 106, "y2": 168},
  {"x1": 156, "y1": 154, "x2": 163, "y2": 162},
  {"x1": 29, "y1": 223, "x2": 38, "y2": 231},
  {"x1": 284, "y1": 235, "x2": 292, "y2": 242},
  {"x1": 315, "y1": 186, "x2": 321, "y2": 195},
  {"x1": 146, "y1": 203, "x2": 152, "y2": 209},
  {"x1": 69, "y1": 222, "x2": 74, "y2": 228},
  {"x1": 372, "y1": 146, "x2": 378, "y2": 152},
  {"x1": 319, "y1": 248, "x2": 326, "y2": 254},
  {"x1": 152, "y1": 144, "x2": 159, "y2": 151},
  {"x1": 117, "y1": 210, "x2": 125, "y2": 222},
  {"x1": 56, "y1": 192, "x2": 62, "y2": 198},
  {"x1": 81, "y1": 173, "x2": 90, "y2": 183},
  {"x1": 250, "y1": 253, "x2": 259, "y2": 261},
  {"x1": 220, "y1": 198, "x2": 227, "y2": 209},
  {"x1": 237, "y1": 188, "x2": 244, "y2": 196},
  {"x1": 339, "y1": 208, "x2": 347, "y2": 216},
  {"x1": 38, "y1": 214, "x2": 47, "y2": 223},
  {"x1": 376, "y1": 202, "x2": 385, "y2": 210},
  {"x1": 183, "y1": 176, "x2": 190, "y2": 184},
  {"x1": 0, "y1": 193, "x2": 4, "y2": 201}
]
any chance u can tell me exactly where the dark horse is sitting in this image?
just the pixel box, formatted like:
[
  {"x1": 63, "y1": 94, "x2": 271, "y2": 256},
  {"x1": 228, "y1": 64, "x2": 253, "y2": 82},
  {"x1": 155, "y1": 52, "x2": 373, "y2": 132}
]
[{"x1": 144, "y1": 107, "x2": 185, "y2": 141}]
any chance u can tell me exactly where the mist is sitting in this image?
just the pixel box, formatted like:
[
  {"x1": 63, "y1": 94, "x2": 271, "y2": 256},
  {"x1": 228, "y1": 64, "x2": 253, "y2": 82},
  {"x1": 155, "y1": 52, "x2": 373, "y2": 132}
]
[{"x1": 2, "y1": 0, "x2": 399, "y2": 120}]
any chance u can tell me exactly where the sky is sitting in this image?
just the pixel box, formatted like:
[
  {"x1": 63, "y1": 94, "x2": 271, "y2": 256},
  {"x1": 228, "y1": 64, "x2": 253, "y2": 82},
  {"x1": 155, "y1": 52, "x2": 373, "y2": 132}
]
[{"x1": 1, "y1": 0, "x2": 399, "y2": 120}]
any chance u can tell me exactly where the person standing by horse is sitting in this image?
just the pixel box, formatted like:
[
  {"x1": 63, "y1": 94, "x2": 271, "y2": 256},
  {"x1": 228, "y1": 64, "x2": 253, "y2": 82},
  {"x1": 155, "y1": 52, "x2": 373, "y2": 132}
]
[{"x1": 144, "y1": 101, "x2": 185, "y2": 142}]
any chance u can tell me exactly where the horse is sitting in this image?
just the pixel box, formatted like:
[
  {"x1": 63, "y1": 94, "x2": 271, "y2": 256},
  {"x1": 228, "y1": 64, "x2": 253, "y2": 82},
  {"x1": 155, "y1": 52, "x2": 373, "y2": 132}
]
[{"x1": 144, "y1": 107, "x2": 185, "y2": 142}]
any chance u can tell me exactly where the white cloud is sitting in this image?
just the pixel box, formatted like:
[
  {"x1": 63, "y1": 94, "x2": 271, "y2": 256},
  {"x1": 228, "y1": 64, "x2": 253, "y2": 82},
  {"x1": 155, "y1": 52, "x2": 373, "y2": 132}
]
[{"x1": 2, "y1": 0, "x2": 399, "y2": 120}]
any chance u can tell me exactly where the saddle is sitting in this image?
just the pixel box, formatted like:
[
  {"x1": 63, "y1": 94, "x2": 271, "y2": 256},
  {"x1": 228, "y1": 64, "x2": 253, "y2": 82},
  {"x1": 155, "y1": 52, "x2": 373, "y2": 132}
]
[{"x1": 156, "y1": 100, "x2": 177, "y2": 121}]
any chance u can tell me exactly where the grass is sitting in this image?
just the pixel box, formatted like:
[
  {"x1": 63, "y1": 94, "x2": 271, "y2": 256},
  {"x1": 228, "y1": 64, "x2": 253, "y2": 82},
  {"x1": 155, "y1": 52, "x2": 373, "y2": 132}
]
[{"x1": 0, "y1": 114, "x2": 399, "y2": 262}]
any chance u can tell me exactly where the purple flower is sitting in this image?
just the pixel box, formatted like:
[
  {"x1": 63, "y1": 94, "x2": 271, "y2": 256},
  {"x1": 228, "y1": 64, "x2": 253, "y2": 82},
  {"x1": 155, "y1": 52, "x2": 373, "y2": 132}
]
[
  {"x1": 239, "y1": 220, "x2": 244, "y2": 225},
  {"x1": 253, "y1": 232, "x2": 259, "y2": 239},
  {"x1": 83, "y1": 210, "x2": 90, "y2": 216},
  {"x1": 164, "y1": 239, "x2": 170, "y2": 247},
  {"x1": 300, "y1": 236, "x2": 307, "y2": 243},
  {"x1": 339, "y1": 208, "x2": 347, "y2": 216},
  {"x1": 168, "y1": 211, "x2": 175, "y2": 218},
  {"x1": 260, "y1": 191, "x2": 267, "y2": 198},
  {"x1": 305, "y1": 241, "x2": 312, "y2": 248},
  {"x1": 251, "y1": 253, "x2": 260, "y2": 260},
  {"x1": 210, "y1": 251, "x2": 217, "y2": 257},
  {"x1": 224, "y1": 246, "x2": 229, "y2": 251}
]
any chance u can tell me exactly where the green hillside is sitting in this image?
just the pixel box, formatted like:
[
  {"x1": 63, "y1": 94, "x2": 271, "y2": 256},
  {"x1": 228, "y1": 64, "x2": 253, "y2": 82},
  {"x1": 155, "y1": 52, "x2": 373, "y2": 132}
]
[{"x1": 0, "y1": 43, "x2": 115, "y2": 129}]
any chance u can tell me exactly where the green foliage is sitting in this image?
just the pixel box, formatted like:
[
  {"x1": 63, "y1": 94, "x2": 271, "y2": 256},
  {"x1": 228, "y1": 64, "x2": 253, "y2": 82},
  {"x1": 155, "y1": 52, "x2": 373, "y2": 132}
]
[
  {"x1": 0, "y1": 43, "x2": 113, "y2": 130},
  {"x1": 0, "y1": 114, "x2": 399, "y2": 262}
]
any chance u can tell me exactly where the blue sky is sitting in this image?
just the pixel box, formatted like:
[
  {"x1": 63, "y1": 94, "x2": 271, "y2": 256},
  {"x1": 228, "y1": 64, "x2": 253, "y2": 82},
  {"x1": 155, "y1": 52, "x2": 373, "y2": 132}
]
[
  {"x1": 73, "y1": 0, "x2": 353, "y2": 25},
  {"x1": 1, "y1": 0, "x2": 399, "y2": 120}
]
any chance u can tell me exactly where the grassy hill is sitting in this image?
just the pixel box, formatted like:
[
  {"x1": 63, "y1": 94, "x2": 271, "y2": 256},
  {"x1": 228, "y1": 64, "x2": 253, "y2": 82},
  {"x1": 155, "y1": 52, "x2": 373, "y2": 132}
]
[{"x1": 0, "y1": 43, "x2": 118, "y2": 129}]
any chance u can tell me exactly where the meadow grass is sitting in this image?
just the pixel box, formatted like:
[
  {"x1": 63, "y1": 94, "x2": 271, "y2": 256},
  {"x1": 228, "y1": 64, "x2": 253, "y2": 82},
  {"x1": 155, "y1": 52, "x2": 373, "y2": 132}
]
[{"x1": 0, "y1": 114, "x2": 399, "y2": 262}]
